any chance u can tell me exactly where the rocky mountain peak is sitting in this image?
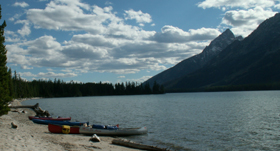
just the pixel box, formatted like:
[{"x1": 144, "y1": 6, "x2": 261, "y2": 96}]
[
  {"x1": 144, "y1": 28, "x2": 240, "y2": 87},
  {"x1": 164, "y1": 12, "x2": 280, "y2": 91},
  {"x1": 197, "y1": 28, "x2": 240, "y2": 65},
  {"x1": 202, "y1": 29, "x2": 236, "y2": 54}
]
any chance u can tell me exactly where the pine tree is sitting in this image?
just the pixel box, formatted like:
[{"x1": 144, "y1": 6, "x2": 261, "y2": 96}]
[{"x1": 0, "y1": 5, "x2": 11, "y2": 116}]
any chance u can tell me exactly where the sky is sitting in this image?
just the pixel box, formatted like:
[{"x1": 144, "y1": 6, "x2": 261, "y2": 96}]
[{"x1": 1, "y1": 0, "x2": 280, "y2": 84}]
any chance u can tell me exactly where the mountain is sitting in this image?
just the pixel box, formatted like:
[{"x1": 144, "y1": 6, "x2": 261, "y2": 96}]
[
  {"x1": 144, "y1": 29, "x2": 242, "y2": 87},
  {"x1": 165, "y1": 13, "x2": 280, "y2": 91}
]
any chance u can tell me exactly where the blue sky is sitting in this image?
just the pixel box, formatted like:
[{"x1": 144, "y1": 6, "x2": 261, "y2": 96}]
[{"x1": 1, "y1": 0, "x2": 280, "y2": 84}]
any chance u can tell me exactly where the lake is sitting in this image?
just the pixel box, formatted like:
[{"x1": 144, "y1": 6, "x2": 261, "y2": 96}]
[{"x1": 22, "y1": 90, "x2": 280, "y2": 151}]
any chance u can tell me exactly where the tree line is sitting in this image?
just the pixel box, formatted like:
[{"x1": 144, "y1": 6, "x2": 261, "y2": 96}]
[{"x1": 11, "y1": 71, "x2": 164, "y2": 98}]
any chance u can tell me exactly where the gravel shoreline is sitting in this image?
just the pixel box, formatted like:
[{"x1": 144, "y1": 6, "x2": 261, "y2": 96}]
[{"x1": 0, "y1": 99, "x2": 139, "y2": 151}]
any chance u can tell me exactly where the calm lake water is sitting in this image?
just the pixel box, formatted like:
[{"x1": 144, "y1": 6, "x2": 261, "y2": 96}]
[{"x1": 22, "y1": 91, "x2": 280, "y2": 151}]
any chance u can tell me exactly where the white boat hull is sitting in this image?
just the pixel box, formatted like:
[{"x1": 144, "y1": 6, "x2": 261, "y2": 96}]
[{"x1": 79, "y1": 126, "x2": 148, "y2": 136}]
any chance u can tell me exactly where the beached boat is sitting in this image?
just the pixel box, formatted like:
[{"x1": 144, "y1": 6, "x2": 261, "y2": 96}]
[
  {"x1": 79, "y1": 125, "x2": 148, "y2": 136},
  {"x1": 32, "y1": 119, "x2": 88, "y2": 126},
  {"x1": 48, "y1": 124, "x2": 80, "y2": 134},
  {"x1": 28, "y1": 116, "x2": 71, "y2": 121}
]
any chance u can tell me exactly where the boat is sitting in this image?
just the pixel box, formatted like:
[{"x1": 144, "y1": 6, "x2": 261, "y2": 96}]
[
  {"x1": 32, "y1": 119, "x2": 88, "y2": 126},
  {"x1": 28, "y1": 116, "x2": 71, "y2": 121},
  {"x1": 79, "y1": 125, "x2": 148, "y2": 136},
  {"x1": 48, "y1": 124, "x2": 80, "y2": 134}
]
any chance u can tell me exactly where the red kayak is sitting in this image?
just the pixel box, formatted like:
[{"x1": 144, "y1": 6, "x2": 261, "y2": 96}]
[
  {"x1": 28, "y1": 116, "x2": 71, "y2": 121},
  {"x1": 48, "y1": 124, "x2": 80, "y2": 134}
]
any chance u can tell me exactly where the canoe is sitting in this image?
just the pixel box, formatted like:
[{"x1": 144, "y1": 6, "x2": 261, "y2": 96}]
[
  {"x1": 28, "y1": 116, "x2": 71, "y2": 121},
  {"x1": 48, "y1": 124, "x2": 80, "y2": 134},
  {"x1": 79, "y1": 126, "x2": 148, "y2": 136},
  {"x1": 32, "y1": 119, "x2": 88, "y2": 126}
]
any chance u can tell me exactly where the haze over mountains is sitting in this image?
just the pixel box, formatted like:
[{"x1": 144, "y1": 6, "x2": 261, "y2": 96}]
[{"x1": 145, "y1": 13, "x2": 280, "y2": 92}]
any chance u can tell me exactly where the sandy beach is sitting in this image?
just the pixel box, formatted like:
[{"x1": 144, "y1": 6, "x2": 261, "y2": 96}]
[{"x1": 0, "y1": 99, "x2": 140, "y2": 151}]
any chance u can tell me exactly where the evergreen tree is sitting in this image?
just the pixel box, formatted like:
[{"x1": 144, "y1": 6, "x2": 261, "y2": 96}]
[
  {"x1": 0, "y1": 5, "x2": 11, "y2": 116},
  {"x1": 8, "y1": 68, "x2": 13, "y2": 98},
  {"x1": 152, "y1": 81, "x2": 160, "y2": 94}
]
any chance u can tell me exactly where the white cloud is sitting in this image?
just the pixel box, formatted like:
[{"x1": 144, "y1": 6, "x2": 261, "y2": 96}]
[
  {"x1": 9, "y1": 13, "x2": 24, "y2": 22},
  {"x1": 69, "y1": 34, "x2": 116, "y2": 47},
  {"x1": 38, "y1": 72, "x2": 78, "y2": 78},
  {"x1": 27, "y1": 1, "x2": 105, "y2": 33},
  {"x1": 198, "y1": 0, "x2": 276, "y2": 9},
  {"x1": 47, "y1": 68, "x2": 53, "y2": 72},
  {"x1": 25, "y1": 35, "x2": 61, "y2": 57},
  {"x1": 13, "y1": 2, "x2": 29, "y2": 8},
  {"x1": 19, "y1": 71, "x2": 78, "y2": 78},
  {"x1": 15, "y1": 20, "x2": 31, "y2": 37},
  {"x1": 26, "y1": 1, "x2": 154, "y2": 40},
  {"x1": 61, "y1": 69, "x2": 73, "y2": 73},
  {"x1": 21, "y1": 66, "x2": 33, "y2": 69},
  {"x1": 149, "y1": 26, "x2": 220, "y2": 43},
  {"x1": 7, "y1": 0, "x2": 223, "y2": 79},
  {"x1": 105, "y1": 1, "x2": 113, "y2": 5},
  {"x1": 221, "y1": 7, "x2": 277, "y2": 36},
  {"x1": 124, "y1": 9, "x2": 152, "y2": 23},
  {"x1": 5, "y1": 30, "x2": 21, "y2": 42},
  {"x1": 61, "y1": 43, "x2": 108, "y2": 59},
  {"x1": 19, "y1": 72, "x2": 35, "y2": 77},
  {"x1": 275, "y1": 3, "x2": 280, "y2": 9},
  {"x1": 128, "y1": 76, "x2": 152, "y2": 83},
  {"x1": 118, "y1": 76, "x2": 125, "y2": 78}
]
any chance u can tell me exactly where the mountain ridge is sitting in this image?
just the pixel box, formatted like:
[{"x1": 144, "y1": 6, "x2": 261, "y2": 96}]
[
  {"x1": 164, "y1": 13, "x2": 280, "y2": 91},
  {"x1": 144, "y1": 28, "x2": 242, "y2": 87}
]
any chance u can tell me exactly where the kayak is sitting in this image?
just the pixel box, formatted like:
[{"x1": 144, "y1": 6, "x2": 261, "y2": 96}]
[
  {"x1": 28, "y1": 116, "x2": 71, "y2": 121},
  {"x1": 48, "y1": 124, "x2": 80, "y2": 134},
  {"x1": 79, "y1": 126, "x2": 148, "y2": 136},
  {"x1": 32, "y1": 119, "x2": 88, "y2": 126}
]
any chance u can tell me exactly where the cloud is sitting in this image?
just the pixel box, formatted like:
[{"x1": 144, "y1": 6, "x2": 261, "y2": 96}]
[
  {"x1": 13, "y1": 2, "x2": 29, "y2": 8},
  {"x1": 26, "y1": 0, "x2": 153, "y2": 40},
  {"x1": 15, "y1": 20, "x2": 31, "y2": 37},
  {"x1": 7, "y1": 35, "x2": 65, "y2": 69},
  {"x1": 61, "y1": 43, "x2": 108, "y2": 59},
  {"x1": 7, "y1": 0, "x2": 219, "y2": 79},
  {"x1": 9, "y1": 13, "x2": 24, "y2": 22},
  {"x1": 19, "y1": 71, "x2": 78, "y2": 78},
  {"x1": 221, "y1": 7, "x2": 277, "y2": 36},
  {"x1": 38, "y1": 72, "x2": 78, "y2": 78},
  {"x1": 21, "y1": 66, "x2": 33, "y2": 69},
  {"x1": 128, "y1": 76, "x2": 152, "y2": 83},
  {"x1": 5, "y1": 30, "x2": 21, "y2": 42},
  {"x1": 149, "y1": 26, "x2": 220, "y2": 43},
  {"x1": 105, "y1": 1, "x2": 113, "y2": 5},
  {"x1": 26, "y1": 0, "x2": 105, "y2": 33},
  {"x1": 276, "y1": 3, "x2": 280, "y2": 9},
  {"x1": 69, "y1": 34, "x2": 116, "y2": 47},
  {"x1": 118, "y1": 76, "x2": 125, "y2": 78},
  {"x1": 25, "y1": 35, "x2": 61, "y2": 57},
  {"x1": 61, "y1": 69, "x2": 73, "y2": 73},
  {"x1": 198, "y1": 0, "x2": 276, "y2": 9},
  {"x1": 124, "y1": 9, "x2": 152, "y2": 24}
]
